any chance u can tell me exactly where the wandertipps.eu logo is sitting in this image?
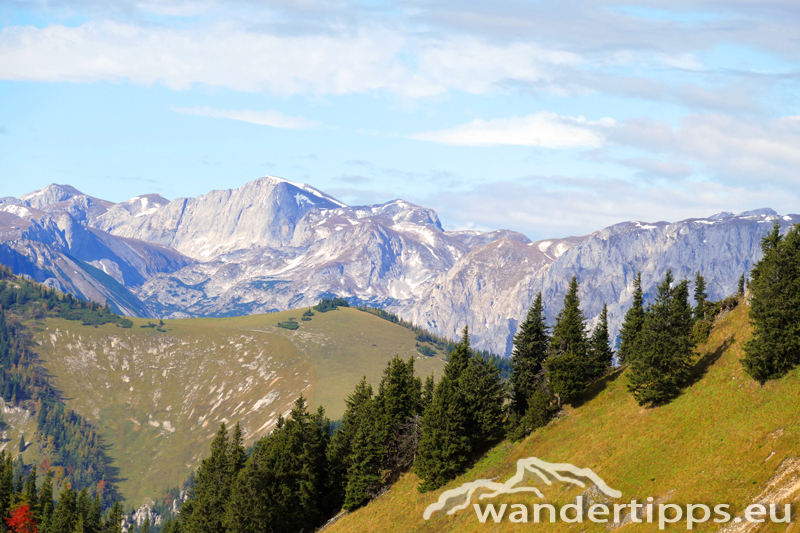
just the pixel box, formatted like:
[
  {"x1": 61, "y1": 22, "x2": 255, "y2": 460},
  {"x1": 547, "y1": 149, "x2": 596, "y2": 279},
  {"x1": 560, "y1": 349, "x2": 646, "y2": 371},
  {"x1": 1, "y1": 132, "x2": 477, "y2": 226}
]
[{"x1": 423, "y1": 457, "x2": 793, "y2": 529}]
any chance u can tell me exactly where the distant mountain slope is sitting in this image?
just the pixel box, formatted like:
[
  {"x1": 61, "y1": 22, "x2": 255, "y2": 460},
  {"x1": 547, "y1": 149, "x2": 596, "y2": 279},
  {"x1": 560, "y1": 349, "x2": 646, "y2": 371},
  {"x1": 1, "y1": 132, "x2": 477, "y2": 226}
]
[
  {"x1": 326, "y1": 303, "x2": 800, "y2": 533},
  {"x1": 34, "y1": 307, "x2": 446, "y2": 507},
  {"x1": 3, "y1": 178, "x2": 798, "y2": 356}
]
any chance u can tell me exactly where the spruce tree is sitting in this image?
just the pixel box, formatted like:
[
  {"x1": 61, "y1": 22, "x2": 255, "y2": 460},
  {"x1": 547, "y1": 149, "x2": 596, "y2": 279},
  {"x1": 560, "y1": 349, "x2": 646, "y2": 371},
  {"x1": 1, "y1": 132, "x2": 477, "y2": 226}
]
[
  {"x1": 179, "y1": 423, "x2": 231, "y2": 533},
  {"x1": 693, "y1": 271, "x2": 708, "y2": 321},
  {"x1": 545, "y1": 277, "x2": 589, "y2": 404},
  {"x1": 588, "y1": 304, "x2": 614, "y2": 379},
  {"x1": 141, "y1": 516, "x2": 150, "y2": 533},
  {"x1": 742, "y1": 222, "x2": 800, "y2": 383},
  {"x1": 86, "y1": 496, "x2": 102, "y2": 533},
  {"x1": 463, "y1": 354, "x2": 505, "y2": 448},
  {"x1": 420, "y1": 375, "x2": 435, "y2": 413},
  {"x1": 510, "y1": 292, "x2": 550, "y2": 415},
  {"x1": 327, "y1": 377, "x2": 374, "y2": 511},
  {"x1": 738, "y1": 273, "x2": 746, "y2": 296},
  {"x1": 51, "y1": 485, "x2": 78, "y2": 533},
  {"x1": 343, "y1": 398, "x2": 383, "y2": 511},
  {"x1": 415, "y1": 328, "x2": 473, "y2": 492},
  {"x1": 39, "y1": 470, "x2": 54, "y2": 529},
  {"x1": 102, "y1": 501, "x2": 123, "y2": 533},
  {"x1": 618, "y1": 272, "x2": 645, "y2": 364},
  {"x1": 550, "y1": 277, "x2": 587, "y2": 357},
  {"x1": 377, "y1": 357, "x2": 422, "y2": 481},
  {"x1": 627, "y1": 271, "x2": 696, "y2": 406},
  {"x1": 23, "y1": 468, "x2": 36, "y2": 515}
]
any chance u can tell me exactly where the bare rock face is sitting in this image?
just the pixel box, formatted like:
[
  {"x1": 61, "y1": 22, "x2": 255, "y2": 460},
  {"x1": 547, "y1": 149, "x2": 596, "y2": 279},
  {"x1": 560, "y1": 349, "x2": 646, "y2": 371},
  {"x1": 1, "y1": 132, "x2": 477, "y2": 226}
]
[{"x1": 3, "y1": 177, "x2": 797, "y2": 356}]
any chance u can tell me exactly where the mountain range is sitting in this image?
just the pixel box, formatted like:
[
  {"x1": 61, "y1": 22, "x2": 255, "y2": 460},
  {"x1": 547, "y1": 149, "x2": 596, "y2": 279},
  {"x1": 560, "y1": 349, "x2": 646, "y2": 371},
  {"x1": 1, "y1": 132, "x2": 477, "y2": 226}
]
[{"x1": 1, "y1": 176, "x2": 796, "y2": 355}]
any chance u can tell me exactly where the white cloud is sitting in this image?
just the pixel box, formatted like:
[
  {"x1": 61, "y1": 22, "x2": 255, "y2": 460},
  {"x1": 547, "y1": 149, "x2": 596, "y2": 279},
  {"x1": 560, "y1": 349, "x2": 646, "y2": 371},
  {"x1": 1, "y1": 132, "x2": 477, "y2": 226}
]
[
  {"x1": 423, "y1": 177, "x2": 798, "y2": 240},
  {"x1": 0, "y1": 22, "x2": 582, "y2": 98},
  {"x1": 612, "y1": 114, "x2": 800, "y2": 185},
  {"x1": 171, "y1": 106, "x2": 320, "y2": 129},
  {"x1": 411, "y1": 111, "x2": 616, "y2": 148}
]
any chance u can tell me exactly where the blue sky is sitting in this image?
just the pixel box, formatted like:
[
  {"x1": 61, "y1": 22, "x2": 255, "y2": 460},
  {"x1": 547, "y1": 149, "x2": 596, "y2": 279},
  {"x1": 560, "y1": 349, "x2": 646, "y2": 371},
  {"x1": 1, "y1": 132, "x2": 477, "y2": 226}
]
[{"x1": 1, "y1": 0, "x2": 799, "y2": 240}]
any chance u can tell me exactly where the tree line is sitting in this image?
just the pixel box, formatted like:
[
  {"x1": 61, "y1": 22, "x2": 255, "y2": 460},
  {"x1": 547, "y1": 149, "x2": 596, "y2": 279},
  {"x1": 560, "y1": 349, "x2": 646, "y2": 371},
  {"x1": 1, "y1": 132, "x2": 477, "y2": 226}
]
[{"x1": 0, "y1": 447, "x2": 126, "y2": 533}]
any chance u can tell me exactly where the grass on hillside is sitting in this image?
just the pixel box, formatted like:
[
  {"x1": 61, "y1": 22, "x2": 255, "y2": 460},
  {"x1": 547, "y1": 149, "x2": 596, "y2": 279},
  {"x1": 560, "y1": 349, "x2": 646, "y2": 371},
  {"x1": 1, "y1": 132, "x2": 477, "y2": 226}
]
[
  {"x1": 328, "y1": 303, "x2": 800, "y2": 533},
  {"x1": 31, "y1": 307, "x2": 445, "y2": 507}
]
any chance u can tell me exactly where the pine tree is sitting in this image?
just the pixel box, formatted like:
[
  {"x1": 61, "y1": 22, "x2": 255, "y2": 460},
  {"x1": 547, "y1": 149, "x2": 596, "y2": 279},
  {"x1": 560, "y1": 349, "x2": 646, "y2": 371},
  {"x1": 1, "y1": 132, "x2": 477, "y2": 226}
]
[
  {"x1": 693, "y1": 271, "x2": 708, "y2": 321},
  {"x1": 415, "y1": 328, "x2": 473, "y2": 492},
  {"x1": 742, "y1": 222, "x2": 800, "y2": 383},
  {"x1": 140, "y1": 516, "x2": 150, "y2": 533},
  {"x1": 510, "y1": 292, "x2": 550, "y2": 415},
  {"x1": 738, "y1": 273, "x2": 746, "y2": 296},
  {"x1": 618, "y1": 272, "x2": 645, "y2": 364},
  {"x1": 627, "y1": 271, "x2": 696, "y2": 406},
  {"x1": 545, "y1": 277, "x2": 589, "y2": 404},
  {"x1": 587, "y1": 304, "x2": 614, "y2": 380}
]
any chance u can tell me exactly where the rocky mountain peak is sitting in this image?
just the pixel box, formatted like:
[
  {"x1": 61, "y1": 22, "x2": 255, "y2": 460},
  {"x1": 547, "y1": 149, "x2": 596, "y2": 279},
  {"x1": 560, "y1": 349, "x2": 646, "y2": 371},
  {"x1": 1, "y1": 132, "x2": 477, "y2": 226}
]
[{"x1": 19, "y1": 183, "x2": 86, "y2": 209}]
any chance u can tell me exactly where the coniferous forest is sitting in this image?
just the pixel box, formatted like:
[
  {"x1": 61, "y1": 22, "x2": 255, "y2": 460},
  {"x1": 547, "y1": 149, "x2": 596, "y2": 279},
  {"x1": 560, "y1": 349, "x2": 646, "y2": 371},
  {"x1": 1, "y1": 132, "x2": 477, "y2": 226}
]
[{"x1": 0, "y1": 221, "x2": 799, "y2": 533}]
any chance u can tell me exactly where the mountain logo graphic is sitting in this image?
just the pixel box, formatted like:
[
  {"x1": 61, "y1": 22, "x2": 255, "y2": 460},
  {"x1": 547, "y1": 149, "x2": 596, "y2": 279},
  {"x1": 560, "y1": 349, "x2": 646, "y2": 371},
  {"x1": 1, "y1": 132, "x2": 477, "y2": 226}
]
[{"x1": 423, "y1": 457, "x2": 621, "y2": 520}]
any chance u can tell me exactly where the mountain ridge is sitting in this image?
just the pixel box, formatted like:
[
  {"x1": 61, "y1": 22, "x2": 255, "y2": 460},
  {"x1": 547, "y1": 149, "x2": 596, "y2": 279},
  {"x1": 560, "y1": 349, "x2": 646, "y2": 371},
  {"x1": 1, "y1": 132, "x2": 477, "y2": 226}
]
[{"x1": 2, "y1": 178, "x2": 796, "y2": 356}]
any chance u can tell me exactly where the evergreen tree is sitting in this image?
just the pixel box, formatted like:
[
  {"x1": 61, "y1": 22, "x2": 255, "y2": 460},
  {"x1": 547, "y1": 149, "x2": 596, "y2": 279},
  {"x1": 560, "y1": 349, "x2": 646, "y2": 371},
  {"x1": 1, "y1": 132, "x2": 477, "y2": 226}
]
[
  {"x1": 507, "y1": 387, "x2": 558, "y2": 442},
  {"x1": 39, "y1": 470, "x2": 54, "y2": 529},
  {"x1": 420, "y1": 375, "x2": 435, "y2": 413},
  {"x1": 225, "y1": 396, "x2": 331, "y2": 533},
  {"x1": 738, "y1": 273, "x2": 746, "y2": 296},
  {"x1": 694, "y1": 271, "x2": 708, "y2": 321},
  {"x1": 228, "y1": 422, "x2": 247, "y2": 481},
  {"x1": 550, "y1": 277, "x2": 587, "y2": 357},
  {"x1": 22, "y1": 469, "x2": 36, "y2": 515},
  {"x1": 101, "y1": 501, "x2": 122, "y2": 533},
  {"x1": 0, "y1": 451, "x2": 13, "y2": 522},
  {"x1": 510, "y1": 292, "x2": 550, "y2": 415},
  {"x1": 342, "y1": 398, "x2": 383, "y2": 511},
  {"x1": 627, "y1": 271, "x2": 696, "y2": 406},
  {"x1": 376, "y1": 356, "x2": 419, "y2": 445},
  {"x1": 742, "y1": 222, "x2": 800, "y2": 383},
  {"x1": 327, "y1": 378, "x2": 374, "y2": 511},
  {"x1": 85, "y1": 496, "x2": 102, "y2": 533},
  {"x1": 377, "y1": 357, "x2": 424, "y2": 479},
  {"x1": 587, "y1": 304, "x2": 614, "y2": 379},
  {"x1": 179, "y1": 423, "x2": 232, "y2": 533},
  {"x1": 415, "y1": 328, "x2": 473, "y2": 492},
  {"x1": 545, "y1": 277, "x2": 589, "y2": 404},
  {"x1": 140, "y1": 517, "x2": 150, "y2": 533},
  {"x1": 51, "y1": 485, "x2": 77, "y2": 533},
  {"x1": 618, "y1": 272, "x2": 645, "y2": 364}
]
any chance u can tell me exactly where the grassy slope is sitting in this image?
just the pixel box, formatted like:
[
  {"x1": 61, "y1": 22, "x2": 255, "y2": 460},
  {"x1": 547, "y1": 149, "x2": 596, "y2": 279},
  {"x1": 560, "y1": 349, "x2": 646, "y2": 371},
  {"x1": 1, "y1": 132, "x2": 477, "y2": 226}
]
[
  {"x1": 31, "y1": 307, "x2": 444, "y2": 507},
  {"x1": 329, "y1": 303, "x2": 800, "y2": 533}
]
